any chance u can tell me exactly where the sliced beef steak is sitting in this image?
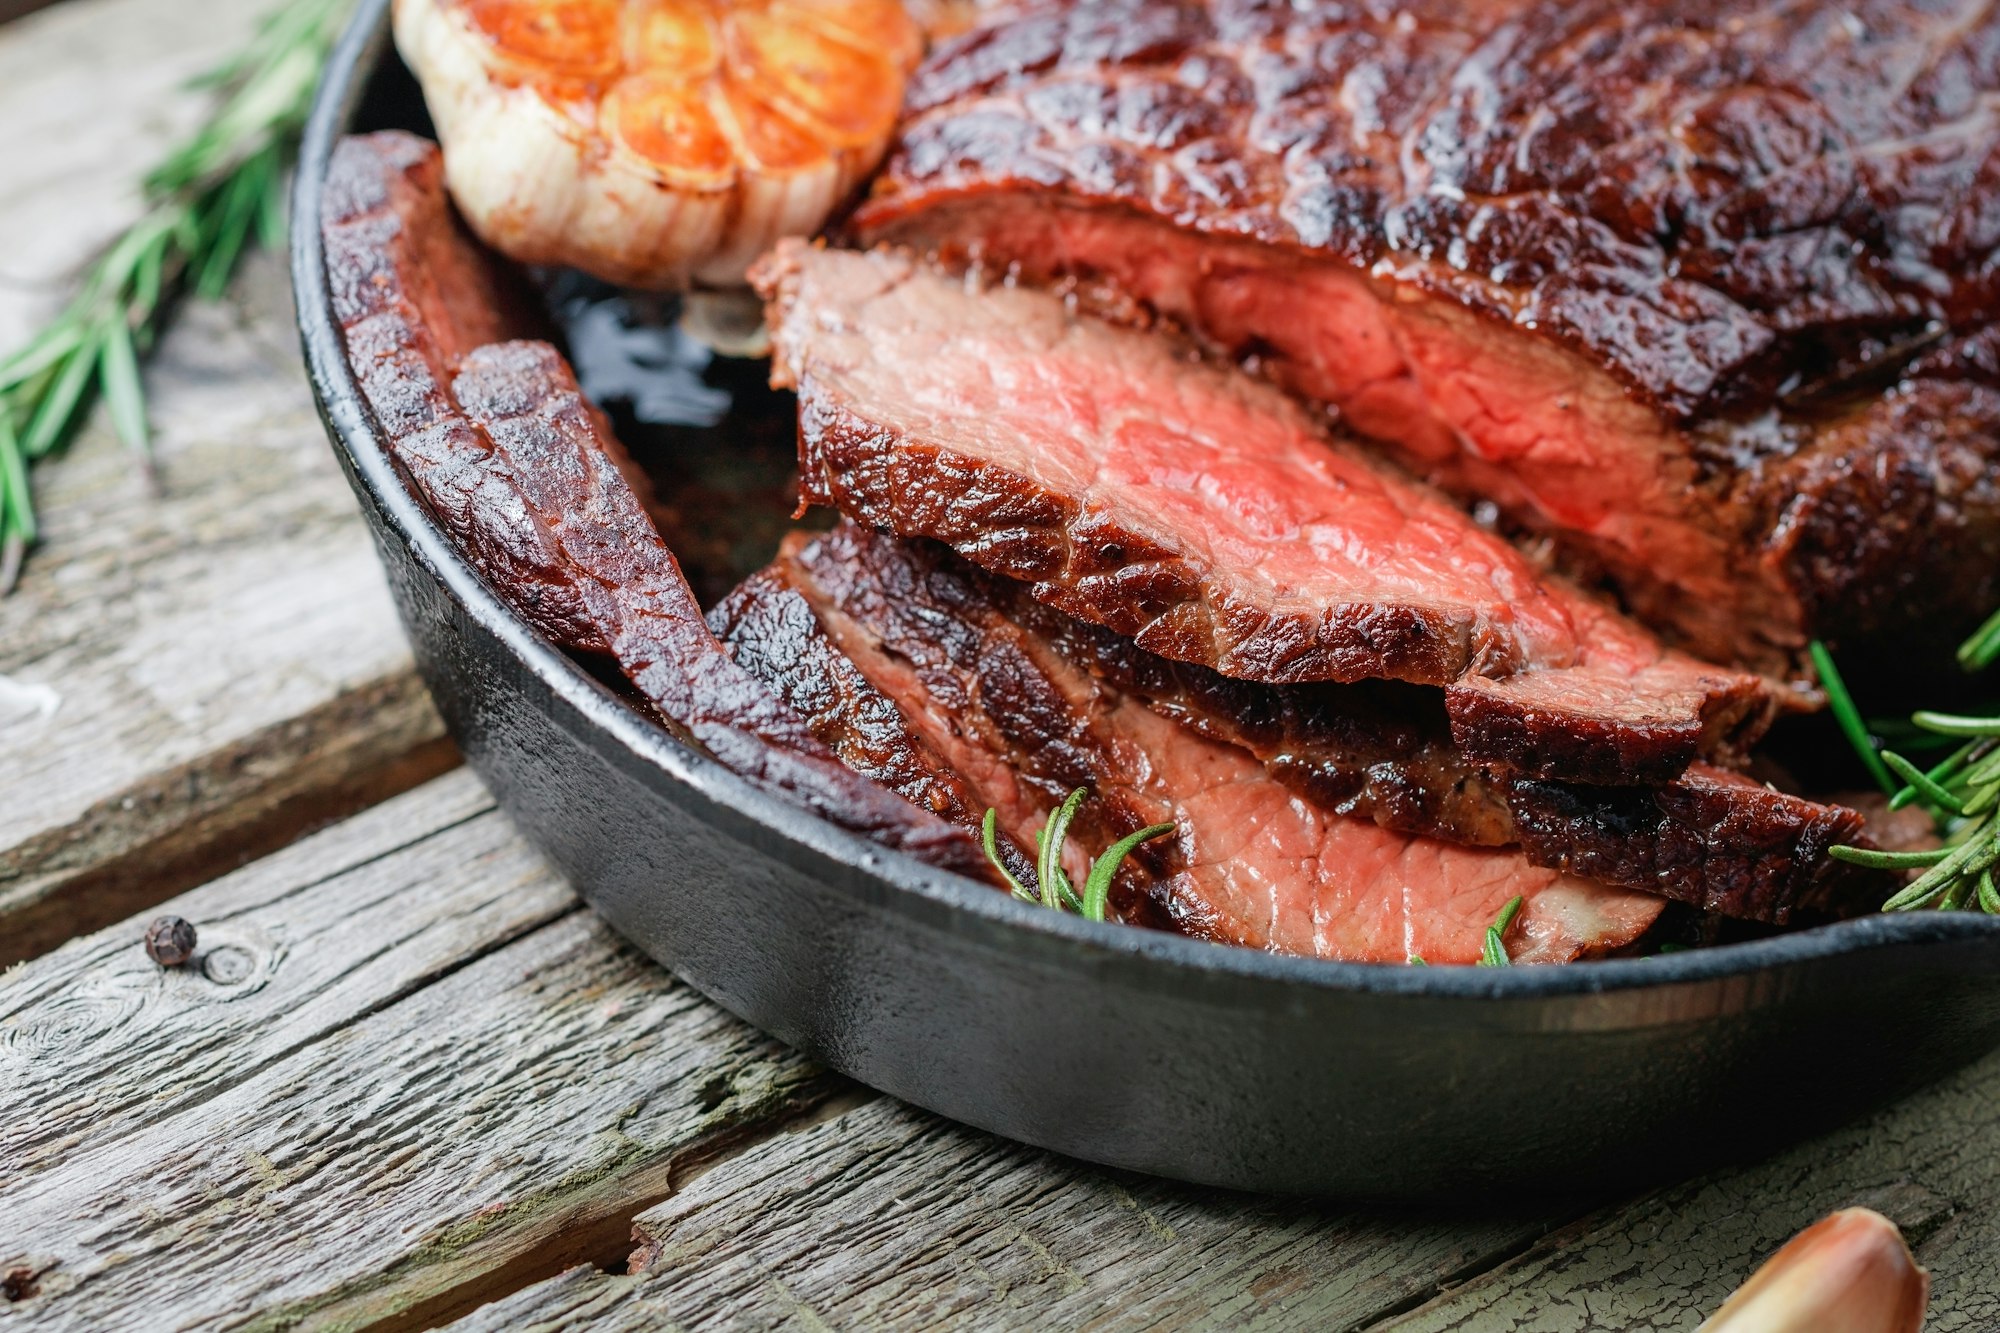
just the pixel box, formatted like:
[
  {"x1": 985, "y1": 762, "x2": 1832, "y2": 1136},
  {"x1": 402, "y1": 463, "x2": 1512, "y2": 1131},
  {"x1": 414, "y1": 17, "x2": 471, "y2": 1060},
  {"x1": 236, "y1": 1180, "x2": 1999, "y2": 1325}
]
[
  {"x1": 853, "y1": 0, "x2": 2000, "y2": 672},
  {"x1": 322, "y1": 131, "x2": 985, "y2": 875},
  {"x1": 730, "y1": 524, "x2": 1664, "y2": 963},
  {"x1": 757, "y1": 242, "x2": 1778, "y2": 786},
  {"x1": 765, "y1": 523, "x2": 1877, "y2": 924},
  {"x1": 1008, "y1": 582, "x2": 1877, "y2": 924}
]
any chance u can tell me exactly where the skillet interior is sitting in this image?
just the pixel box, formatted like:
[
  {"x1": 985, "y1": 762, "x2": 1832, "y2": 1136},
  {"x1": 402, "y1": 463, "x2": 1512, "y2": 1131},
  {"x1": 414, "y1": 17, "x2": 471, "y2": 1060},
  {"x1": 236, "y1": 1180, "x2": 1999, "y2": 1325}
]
[{"x1": 291, "y1": 0, "x2": 2000, "y2": 1196}]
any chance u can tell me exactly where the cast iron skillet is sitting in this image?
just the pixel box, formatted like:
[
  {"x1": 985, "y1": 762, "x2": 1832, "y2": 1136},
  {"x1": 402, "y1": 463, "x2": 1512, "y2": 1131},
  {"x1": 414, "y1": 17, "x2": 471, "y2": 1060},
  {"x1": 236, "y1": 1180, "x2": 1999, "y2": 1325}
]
[{"x1": 293, "y1": 0, "x2": 2000, "y2": 1197}]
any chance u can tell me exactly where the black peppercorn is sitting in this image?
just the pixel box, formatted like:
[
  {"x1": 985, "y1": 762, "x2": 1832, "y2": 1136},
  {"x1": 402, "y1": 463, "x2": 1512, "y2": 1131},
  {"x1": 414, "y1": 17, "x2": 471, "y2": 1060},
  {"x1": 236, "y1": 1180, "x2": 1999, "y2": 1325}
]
[{"x1": 144, "y1": 915, "x2": 198, "y2": 967}]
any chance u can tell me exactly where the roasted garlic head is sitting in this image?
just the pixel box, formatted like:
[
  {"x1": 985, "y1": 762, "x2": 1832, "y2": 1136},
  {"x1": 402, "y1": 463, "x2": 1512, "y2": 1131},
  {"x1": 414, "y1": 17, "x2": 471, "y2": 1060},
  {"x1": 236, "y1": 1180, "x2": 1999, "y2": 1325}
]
[{"x1": 393, "y1": 0, "x2": 919, "y2": 288}]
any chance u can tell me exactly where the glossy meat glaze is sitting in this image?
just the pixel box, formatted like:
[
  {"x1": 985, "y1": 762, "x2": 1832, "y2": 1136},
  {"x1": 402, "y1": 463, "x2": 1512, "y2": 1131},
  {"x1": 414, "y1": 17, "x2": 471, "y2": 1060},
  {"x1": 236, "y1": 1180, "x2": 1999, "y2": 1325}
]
[
  {"x1": 855, "y1": 0, "x2": 2000, "y2": 672},
  {"x1": 755, "y1": 241, "x2": 1778, "y2": 787},
  {"x1": 719, "y1": 522, "x2": 1667, "y2": 962},
  {"x1": 321, "y1": 130, "x2": 988, "y2": 873}
]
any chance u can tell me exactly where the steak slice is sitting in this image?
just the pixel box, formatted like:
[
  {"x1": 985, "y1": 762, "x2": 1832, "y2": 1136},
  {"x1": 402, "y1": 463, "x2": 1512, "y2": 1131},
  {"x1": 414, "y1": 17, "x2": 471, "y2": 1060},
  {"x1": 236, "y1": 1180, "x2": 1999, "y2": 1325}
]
[
  {"x1": 729, "y1": 524, "x2": 1665, "y2": 963},
  {"x1": 853, "y1": 0, "x2": 2000, "y2": 673},
  {"x1": 778, "y1": 523, "x2": 1879, "y2": 924},
  {"x1": 322, "y1": 131, "x2": 985, "y2": 875},
  {"x1": 757, "y1": 242, "x2": 1778, "y2": 787}
]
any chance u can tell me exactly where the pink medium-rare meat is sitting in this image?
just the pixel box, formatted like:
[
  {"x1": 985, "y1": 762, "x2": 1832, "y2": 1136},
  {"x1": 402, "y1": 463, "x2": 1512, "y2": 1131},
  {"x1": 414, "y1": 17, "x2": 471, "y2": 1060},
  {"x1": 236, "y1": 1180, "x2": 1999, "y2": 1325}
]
[
  {"x1": 854, "y1": 0, "x2": 2000, "y2": 673},
  {"x1": 1002, "y1": 582, "x2": 1878, "y2": 924},
  {"x1": 756, "y1": 242, "x2": 1778, "y2": 786},
  {"x1": 731, "y1": 523, "x2": 1665, "y2": 963},
  {"x1": 322, "y1": 131, "x2": 987, "y2": 876},
  {"x1": 746, "y1": 522, "x2": 1876, "y2": 924}
]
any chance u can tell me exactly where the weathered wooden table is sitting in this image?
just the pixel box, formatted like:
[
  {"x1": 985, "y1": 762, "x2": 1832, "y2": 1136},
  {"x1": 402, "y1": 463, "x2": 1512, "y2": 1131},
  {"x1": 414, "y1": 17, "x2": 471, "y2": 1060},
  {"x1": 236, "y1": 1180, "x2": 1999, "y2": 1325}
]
[{"x1": 3, "y1": 3, "x2": 1999, "y2": 1329}]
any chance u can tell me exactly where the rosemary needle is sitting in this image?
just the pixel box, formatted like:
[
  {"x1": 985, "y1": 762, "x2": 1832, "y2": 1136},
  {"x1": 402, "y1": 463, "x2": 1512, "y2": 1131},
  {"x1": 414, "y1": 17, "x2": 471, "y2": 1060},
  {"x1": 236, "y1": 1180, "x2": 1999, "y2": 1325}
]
[
  {"x1": 981, "y1": 790, "x2": 1174, "y2": 923},
  {"x1": 1809, "y1": 641, "x2": 1897, "y2": 794},
  {"x1": 0, "y1": 0, "x2": 348, "y2": 592},
  {"x1": 1823, "y1": 630, "x2": 2000, "y2": 915},
  {"x1": 1478, "y1": 895, "x2": 1524, "y2": 967}
]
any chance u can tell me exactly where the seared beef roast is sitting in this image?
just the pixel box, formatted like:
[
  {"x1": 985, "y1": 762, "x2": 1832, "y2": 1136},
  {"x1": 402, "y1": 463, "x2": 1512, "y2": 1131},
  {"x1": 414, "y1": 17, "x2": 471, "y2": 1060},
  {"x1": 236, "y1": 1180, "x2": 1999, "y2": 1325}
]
[
  {"x1": 322, "y1": 132, "x2": 987, "y2": 874},
  {"x1": 757, "y1": 242, "x2": 1781, "y2": 786},
  {"x1": 853, "y1": 0, "x2": 2000, "y2": 674},
  {"x1": 733, "y1": 523, "x2": 1873, "y2": 924},
  {"x1": 720, "y1": 523, "x2": 1666, "y2": 962}
]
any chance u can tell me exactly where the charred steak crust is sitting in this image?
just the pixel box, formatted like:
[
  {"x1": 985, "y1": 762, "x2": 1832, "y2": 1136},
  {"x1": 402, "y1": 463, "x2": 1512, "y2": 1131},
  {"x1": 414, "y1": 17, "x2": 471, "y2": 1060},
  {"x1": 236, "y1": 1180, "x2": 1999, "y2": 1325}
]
[
  {"x1": 857, "y1": 0, "x2": 2000, "y2": 670},
  {"x1": 877, "y1": 0, "x2": 1997, "y2": 424},
  {"x1": 706, "y1": 562, "x2": 987, "y2": 831},
  {"x1": 1506, "y1": 771, "x2": 1874, "y2": 924},
  {"x1": 800, "y1": 523, "x2": 1876, "y2": 924},
  {"x1": 793, "y1": 380, "x2": 1482, "y2": 687},
  {"x1": 321, "y1": 131, "x2": 987, "y2": 874},
  {"x1": 757, "y1": 241, "x2": 1778, "y2": 787},
  {"x1": 1749, "y1": 363, "x2": 2000, "y2": 654},
  {"x1": 765, "y1": 522, "x2": 1663, "y2": 962}
]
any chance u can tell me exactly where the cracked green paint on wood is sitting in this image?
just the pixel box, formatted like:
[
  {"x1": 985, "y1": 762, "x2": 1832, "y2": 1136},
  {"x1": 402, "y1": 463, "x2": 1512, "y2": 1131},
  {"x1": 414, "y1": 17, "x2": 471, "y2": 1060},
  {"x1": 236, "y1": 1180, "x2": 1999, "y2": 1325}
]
[
  {"x1": 1374, "y1": 1048, "x2": 2000, "y2": 1332},
  {"x1": 442, "y1": 1096, "x2": 1571, "y2": 1332}
]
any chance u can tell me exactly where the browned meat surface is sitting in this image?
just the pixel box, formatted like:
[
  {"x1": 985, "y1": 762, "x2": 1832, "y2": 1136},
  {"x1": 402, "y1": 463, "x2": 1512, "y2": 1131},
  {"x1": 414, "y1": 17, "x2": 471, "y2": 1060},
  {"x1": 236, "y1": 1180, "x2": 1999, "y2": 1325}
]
[
  {"x1": 1013, "y1": 587, "x2": 1878, "y2": 924},
  {"x1": 734, "y1": 523, "x2": 1665, "y2": 963},
  {"x1": 706, "y1": 563, "x2": 990, "y2": 830},
  {"x1": 854, "y1": 0, "x2": 2000, "y2": 673},
  {"x1": 757, "y1": 242, "x2": 1781, "y2": 787},
  {"x1": 321, "y1": 131, "x2": 986, "y2": 875},
  {"x1": 756, "y1": 522, "x2": 1875, "y2": 924}
]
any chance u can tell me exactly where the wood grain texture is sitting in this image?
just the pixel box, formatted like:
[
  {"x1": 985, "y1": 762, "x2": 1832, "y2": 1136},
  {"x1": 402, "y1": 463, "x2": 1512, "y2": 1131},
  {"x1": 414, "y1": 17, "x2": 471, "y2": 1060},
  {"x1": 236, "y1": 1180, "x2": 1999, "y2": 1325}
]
[
  {"x1": 0, "y1": 0, "x2": 273, "y2": 353},
  {"x1": 0, "y1": 771, "x2": 843, "y2": 1332},
  {"x1": 441, "y1": 1096, "x2": 1568, "y2": 1333},
  {"x1": 1373, "y1": 1050, "x2": 2000, "y2": 1332},
  {"x1": 0, "y1": 770, "x2": 536, "y2": 1187},
  {"x1": 0, "y1": 0, "x2": 457, "y2": 961}
]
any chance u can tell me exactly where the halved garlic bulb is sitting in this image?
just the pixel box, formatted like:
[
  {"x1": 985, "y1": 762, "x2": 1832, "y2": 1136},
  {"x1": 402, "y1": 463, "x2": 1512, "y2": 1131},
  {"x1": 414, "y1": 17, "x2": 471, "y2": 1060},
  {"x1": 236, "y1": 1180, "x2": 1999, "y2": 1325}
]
[{"x1": 393, "y1": 0, "x2": 919, "y2": 288}]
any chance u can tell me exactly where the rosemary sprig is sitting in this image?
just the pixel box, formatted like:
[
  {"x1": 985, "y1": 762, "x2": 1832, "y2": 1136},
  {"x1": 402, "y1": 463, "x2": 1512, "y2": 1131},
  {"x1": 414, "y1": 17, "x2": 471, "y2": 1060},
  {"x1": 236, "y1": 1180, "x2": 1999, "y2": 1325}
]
[
  {"x1": 981, "y1": 791, "x2": 1175, "y2": 922},
  {"x1": 1809, "y1": 640, "x2": 1897, "y2": 794},
  {"x1": 1821, "y1": 633, "x2": 2000, "y2": 914},
  {"x1": 0, "y1": 0, "x2": 348, "y2": 593},
  {"x1": 1477, "y1": 895, "x2": 1524, "y2": 967}
]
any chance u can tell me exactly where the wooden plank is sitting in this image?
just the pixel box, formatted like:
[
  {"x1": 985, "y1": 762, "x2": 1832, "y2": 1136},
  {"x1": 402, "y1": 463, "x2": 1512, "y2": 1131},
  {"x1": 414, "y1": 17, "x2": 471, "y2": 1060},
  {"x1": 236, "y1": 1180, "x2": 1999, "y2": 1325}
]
[
  {"x1": 0, "y1": 0, "x2": 273, "y2": 352},
  {"x1": 0, "y1": 770, "x2": 844, "y2": 1331},
  {"x1": 439, "y1": 1096, "x2": 1572, "y2": 1333},
  {"x1": 0, "y1": 0, "x2": 456, "y2": 962},
  {"x1": 0, "y1": 770, "x2": 539, "y2": 1187},
  {"x1": 1368, "y1": 1050, "x2": 2000, "y2": 1332}
]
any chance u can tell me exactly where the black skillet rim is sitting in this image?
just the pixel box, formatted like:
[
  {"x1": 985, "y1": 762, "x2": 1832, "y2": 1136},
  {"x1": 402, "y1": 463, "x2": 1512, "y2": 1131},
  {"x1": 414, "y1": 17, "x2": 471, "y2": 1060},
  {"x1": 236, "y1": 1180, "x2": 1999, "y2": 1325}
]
[{"x1": 291, "y1": 0, "x2": 2000, "y2": 1010}]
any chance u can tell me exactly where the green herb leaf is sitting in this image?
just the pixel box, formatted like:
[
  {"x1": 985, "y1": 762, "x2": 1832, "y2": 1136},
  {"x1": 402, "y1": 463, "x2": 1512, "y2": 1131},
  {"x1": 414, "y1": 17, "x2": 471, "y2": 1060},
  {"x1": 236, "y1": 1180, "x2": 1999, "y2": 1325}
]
[
  {"x1": 1081, "y1": 822, "x2": 1173, "y2": 921},
  {"x1": 0, "y1": 410, "x2": 32, "y2": 550},
  {"x1": 1478, "y1": 894, "x2": 1524, "y2": 967},
  {"x1": 0, "y1": 0, "x2": 348, "y2": 590},
  {"x1": 985, "y1": 791, "x2": 1177, "y2": 924},
  {"x1": 98, "y1": 319, "x2": 149, "y2": 458},
  {"x1": 981, "y1": 809, "x2": 1035, "y2": 903},
  {"x1": 1912, "y1": 711, "x2": 2000, "y2": 738},
  {"x1": 1037, "y1": 788, "x2": 1088, "y2": 912},
  {"x1": 1828, "y1": 845, "x2": 1953, "y2": 869},
  {"x1": 1880, "y1": 749, "x2": 1966, "y2": 815},
  {"x1": 1959, "y1": 606, "x2": 2000, "y2": 672},
  {"x1": 1810, "y1": 641, "x2": 1897, "y2": 794},
  {"x1": 20, "y1": 337, "x2": 102, "y2": 461}
]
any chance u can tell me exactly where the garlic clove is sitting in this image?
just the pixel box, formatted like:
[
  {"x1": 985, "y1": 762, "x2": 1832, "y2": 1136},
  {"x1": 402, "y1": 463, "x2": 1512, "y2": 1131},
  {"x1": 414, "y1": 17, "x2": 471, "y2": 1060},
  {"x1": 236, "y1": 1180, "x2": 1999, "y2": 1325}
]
[{"x1": 1701, "y1": 1207, "x2": 1929, "y2": 1333}]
